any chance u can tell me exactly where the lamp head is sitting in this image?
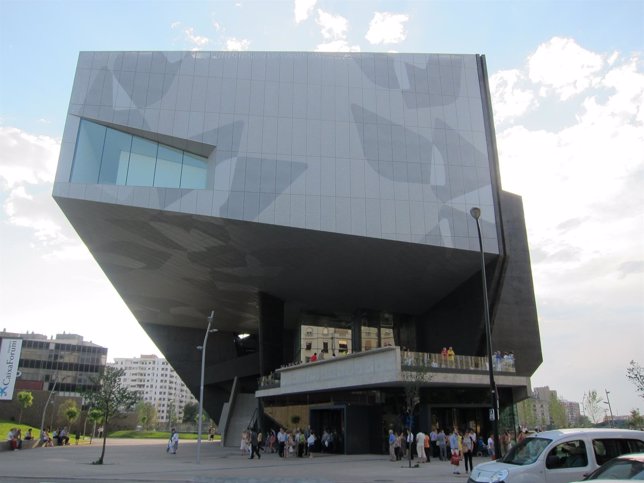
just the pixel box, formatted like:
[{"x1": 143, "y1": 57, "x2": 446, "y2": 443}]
[{"x1": 470, "y1": 207, "x2": 481, "y2": 220}]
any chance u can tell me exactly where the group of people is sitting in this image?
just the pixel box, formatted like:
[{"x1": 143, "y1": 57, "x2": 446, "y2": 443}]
[
  {"x1": 387, "y1": 428, "x2": 433, "y2": 463},
  {"x1": 387, "y1": 427, "x2": 495, "y2": 475},
  {"x1": 6, "y1": 427, "x2": 30, "y2": 450},
  {"x1": 7, "y1": 427, "x2": 79, "y2": 450},
  {"x1": 240, "y1": 427, "x2": 338, "y2": 459}
]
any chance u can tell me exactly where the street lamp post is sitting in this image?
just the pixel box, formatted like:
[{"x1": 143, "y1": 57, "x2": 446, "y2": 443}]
[
  {"x1": 196, "y1": 310, "x2": 217, "y2": 464},
  {"x1": 470, "y1": 207, "x2": 501, "y2": 459},
  {"x1": 605, "y1": 390, "x2": 615, "y2": 428},
  {"x1": 40, "y1": 374, "x2": 69, "y2": 434}
]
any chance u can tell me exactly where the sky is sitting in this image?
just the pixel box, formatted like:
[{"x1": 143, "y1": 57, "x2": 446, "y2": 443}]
[{"x1": 0, "y1": 0, "x2": 642, "y2": 418}]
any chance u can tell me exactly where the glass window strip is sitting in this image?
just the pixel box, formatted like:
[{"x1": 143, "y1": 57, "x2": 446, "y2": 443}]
[{"x1": 70, "y1": 119, "x2": 208, "y2": 189}]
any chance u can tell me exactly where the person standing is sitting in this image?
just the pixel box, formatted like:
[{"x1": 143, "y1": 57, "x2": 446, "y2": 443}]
[
  {"x1": 449, "y1": 428, "x2": 461, "y2": 474},
  {"x1": 462, "y1": 429, "x2": 474, "y2": 473},
  {"x1": 388, "y1": 430, "x2": 396, "y2": 461},
  {"x1": 430, "y1": 427, "x2": 438, "y2": 459},
  {"x1": 277, "y1": 428, "x2": 286, "y2": 457},
  {"x1": 307, "y1": 430, "x2": 316, "y2": 458},
  {"x1": 447, "y1": 346, "x2": 456, "y2": 367},
  {"x1": 487, "y1": 433, "x2": 495, "y2": 458},
  {"x1": 416, "y1": 430, "x2": 426, "y2": 463},
  {"x1": 437, "y1": 428, "x2": 447, "y2": 461}
]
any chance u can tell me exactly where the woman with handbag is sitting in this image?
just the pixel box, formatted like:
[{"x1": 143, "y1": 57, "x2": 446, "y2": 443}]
[{"x1": 449, "y1": 428, "x2": 461, "y2": 475}]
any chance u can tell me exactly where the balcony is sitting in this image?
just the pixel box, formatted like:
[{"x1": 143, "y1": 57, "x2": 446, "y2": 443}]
[{"x1": 256, "y1": 346, "x2": 526, "y2": 398}]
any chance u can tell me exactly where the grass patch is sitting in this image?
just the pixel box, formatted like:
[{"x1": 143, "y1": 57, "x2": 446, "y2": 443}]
[{"x1": 0, "y1": 421, "x2": 42, "y2": 440}]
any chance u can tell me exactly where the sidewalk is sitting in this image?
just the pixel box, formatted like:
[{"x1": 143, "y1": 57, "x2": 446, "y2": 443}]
[{"x1": 0, "y1": 439, "x2": 487, "y2": 483}]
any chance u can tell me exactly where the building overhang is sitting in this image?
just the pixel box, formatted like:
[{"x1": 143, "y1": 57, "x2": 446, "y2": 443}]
[{"x1": 256, "y1": 346, "x2": 530, "y2": 399}]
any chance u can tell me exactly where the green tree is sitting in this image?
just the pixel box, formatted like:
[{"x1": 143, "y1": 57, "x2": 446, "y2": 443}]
[
  {"x1": 182, "y1": 402, "x2": 198, "y2": 423},
  {"x1": 87, "y1": 408, "x2": 103, "y2": 444},
  {"x1": 136, "y1": 401, "x2": 158, "y2": 430},
  {"x1": 628, "y1": 409, "x2": 644, "y2": 430},
  {"x1": 401, "y1": 351, "x2": 432, "y2": 468},
  {"x1": 583, "y1": 390, "x2": 604, "y2": 425},
  {"x1": 83, "y1": 367, "x2": 139, "y2": 464},
  {"x1": 626, "y1": 360, "x2": 644, "y2": 399},
  {"x1": 549, "y1": 394, "x2": 567, "y2": 429},
  {"x1": 58, "y1": 399, "x2": 80, "y2": 429},
  {"x1": 17, "y1": 390, "x2": 34, "y2": 424}
]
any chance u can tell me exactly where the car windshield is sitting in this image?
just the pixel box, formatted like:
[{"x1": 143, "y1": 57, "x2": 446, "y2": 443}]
[
  {"x1": 502, "y1": 437, "x2": 552, "y2": 466},
  {"x1": 587, "y1": 458, "x2": 644, "y2": 480}
]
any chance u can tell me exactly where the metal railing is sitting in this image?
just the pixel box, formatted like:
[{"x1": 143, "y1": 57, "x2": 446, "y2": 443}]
[
  {"x1": 401, "y1": 350, "x2": 516, "y2": 373},
  {"x1": 257, "y1": 348, "x2": 516, "y2": 389}
]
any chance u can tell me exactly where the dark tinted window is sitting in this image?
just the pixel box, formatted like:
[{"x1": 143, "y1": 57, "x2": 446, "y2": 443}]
[{"x1": 593, "y1": 438, "x2": 644, "y2": 466}]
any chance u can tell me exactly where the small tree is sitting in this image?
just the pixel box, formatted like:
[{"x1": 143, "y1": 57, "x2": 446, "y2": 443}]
[
  {"x1": 549, "y1": 394, "x2": 567, "y2": 429},
  {"x1": 58, "y1": 399, "x2": 80, "y2": 430},
  {"x1": 17, "y1": 391, "x2": 34, "y2": 424},
  {"x1": 83, "y1": 367, "x2": 139, "y2": 464},
  {"x1": 626, "y1": 360, "x2": 644, "y2": 399},
  {"x1": 87, "y1": 408, "x2": 103, "y2": 444},
  {"x1": 182, "y1": 402, "x2": 199, "y2": 423},
  {"x1": 401, "y1": 351, "x2": 432, "y2": 468},
  {"x1": 136, "y1": 401, "x2": 158, "y2": 431},
  {"x1": 628, "y1": 409, "x2": 644, "y2": 430},
  {"x1": 583, "y1": 390, "x2": 604, "y2": 425}
]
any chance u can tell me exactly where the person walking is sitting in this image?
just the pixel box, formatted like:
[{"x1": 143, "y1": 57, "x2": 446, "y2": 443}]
[
  {"x1": 248, "y1": 429, "x2": 261, "y2": 459},
  {"x1": 167, "y1": 428, "x2": 179, "y2": 454},
  {"x1": 416, "y1": 430, "x2": 426, "y2": 463}
]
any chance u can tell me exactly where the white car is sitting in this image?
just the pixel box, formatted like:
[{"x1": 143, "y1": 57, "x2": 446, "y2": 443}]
[{"x1": 468, "y1": 428, "x2": 644, "y2": 483}]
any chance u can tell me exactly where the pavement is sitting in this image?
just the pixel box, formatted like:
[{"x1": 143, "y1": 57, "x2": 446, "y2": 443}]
[{"x1": 0, "y1": 439, "x2": 488, "y2": 483}]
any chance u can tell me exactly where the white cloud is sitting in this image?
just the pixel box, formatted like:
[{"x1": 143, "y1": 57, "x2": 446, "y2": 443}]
[
  {"x1": 489, "y1": 69, "x2": 538, "y2": 124},
  {"x1": 0, "y1": 125, "x2": 81, "y2": 254},
  {"x1": 170, "y1": 22, "x2": 211, "y2": 50},
  {"x1": 225, "y1": 37, "x2": 251, "y2": 51},
  {"x1": 365, "y1": 11, "x2": 409, "y2": 45},
  {"x1": 493, "y1": 41, "x2": 644, "y2": 411},
  {"x1": 184, "y1": 27, "x2": 210, "y2": 49},
  {"x1": 316, "y1": 9, "x2": 348, "y2": 40},
  {"x1": 0, "y1": 126, "x2": 58, "y2": 189},
  {"x1": 528, "y1": 37, "x2": 604, "y2": 100},
  {"x1": 315, "y1": 40, "x2": 360, "y2": 53},
  {"x1": 294, "y1": 0, "x2": 317, "y2": 24},
  {"x1": 313, "y1": 9, "x2": 359, "y2": 52}
]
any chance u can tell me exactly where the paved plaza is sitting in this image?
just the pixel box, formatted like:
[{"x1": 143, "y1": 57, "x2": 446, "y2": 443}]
[{"x1": 0, "y1": 439, "x2": 490, "y2": 483}]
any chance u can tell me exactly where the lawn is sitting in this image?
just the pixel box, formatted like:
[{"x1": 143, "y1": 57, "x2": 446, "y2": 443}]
[{"x1": 1, "y1": 421, "x2": 219, "y2": 441}]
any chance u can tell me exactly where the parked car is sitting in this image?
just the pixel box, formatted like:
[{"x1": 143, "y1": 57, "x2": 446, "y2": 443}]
[
  {"x1": 468, "y1": 428, "x2": 644, "y2": 483},
  {"x1": 570, "y1": 452, "x2": 644, "y2": 481}
]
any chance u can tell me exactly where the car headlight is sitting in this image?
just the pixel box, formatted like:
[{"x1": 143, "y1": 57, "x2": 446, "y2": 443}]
[{"x1": 490, "y1": 469, "x2": 509, "y2": 483}]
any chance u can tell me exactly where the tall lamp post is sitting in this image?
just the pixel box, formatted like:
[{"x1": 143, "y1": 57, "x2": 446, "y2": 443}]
[
  {"x1": 196, "y1": 310, "x2": 217, "y2": 464},
  {"x1": 40, "y1": 373, "x2": 69, "y2": 434},
  {"x1": 470, "y1": 207, "x2": 501, "y2": 459},
  {"x1": 605, "y1": 390, "x2": 615, "y2": 428}
]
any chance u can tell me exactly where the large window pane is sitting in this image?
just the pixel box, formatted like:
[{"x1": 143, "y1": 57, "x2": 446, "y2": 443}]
[
  {"x1": 71, "y1": 120, "x2": 106, "y2": 183},
  {"x1": 127, "y1": 137, "x2": 157, "y2": 187},
  {"x1": 99, "y1": 128, "x2": 132, "y2": 184},
  {"x1": 180, "y1": 152, "x2": 207, "y2": 189},
  {"x1": 154, "y1": 145, "x2": 182, "y2": 188}
]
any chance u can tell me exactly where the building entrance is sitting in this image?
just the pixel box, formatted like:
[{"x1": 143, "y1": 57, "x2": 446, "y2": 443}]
[{"x1": 310, "y1": 407, "x2": 345, "y2": 454}]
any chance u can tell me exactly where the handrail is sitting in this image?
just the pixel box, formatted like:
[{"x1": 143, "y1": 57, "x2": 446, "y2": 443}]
[{"x1": 257, "y1": 347, "x2": 516, "y2": 388}]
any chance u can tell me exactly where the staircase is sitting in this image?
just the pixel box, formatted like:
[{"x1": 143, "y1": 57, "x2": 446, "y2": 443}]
[{"x1": 220, "y1": 377, "x2": 258, "y2": 447}]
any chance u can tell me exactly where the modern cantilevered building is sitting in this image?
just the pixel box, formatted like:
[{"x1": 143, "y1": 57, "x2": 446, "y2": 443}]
[{"x1": 53, "y1": 51, "x2": 541, "y2": 453}]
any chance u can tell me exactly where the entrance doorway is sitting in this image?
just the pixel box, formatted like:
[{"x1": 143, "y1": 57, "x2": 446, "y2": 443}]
[{"x1": 309, "y1": 407, "x2": 345, "y2": 454}]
